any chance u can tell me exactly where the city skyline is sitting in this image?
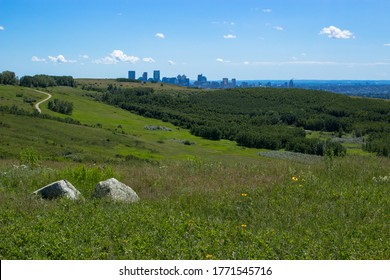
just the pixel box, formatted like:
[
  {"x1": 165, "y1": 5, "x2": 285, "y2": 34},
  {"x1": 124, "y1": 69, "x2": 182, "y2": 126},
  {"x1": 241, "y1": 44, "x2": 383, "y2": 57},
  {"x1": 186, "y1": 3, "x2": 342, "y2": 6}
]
[{"x1": 1, "y1": 0, "x2": 390, "y2": 80}]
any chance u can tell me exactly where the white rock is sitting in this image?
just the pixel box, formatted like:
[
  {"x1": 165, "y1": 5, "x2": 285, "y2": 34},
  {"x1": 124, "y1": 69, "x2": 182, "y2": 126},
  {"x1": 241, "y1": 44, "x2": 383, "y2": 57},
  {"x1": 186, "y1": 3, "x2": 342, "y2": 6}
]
[
  {"x1": 33, "y1": 180, "x2": 82, "y2": 200},
  {"x1": 93, "y1": 178, "x2": 139, "y2": 202}
]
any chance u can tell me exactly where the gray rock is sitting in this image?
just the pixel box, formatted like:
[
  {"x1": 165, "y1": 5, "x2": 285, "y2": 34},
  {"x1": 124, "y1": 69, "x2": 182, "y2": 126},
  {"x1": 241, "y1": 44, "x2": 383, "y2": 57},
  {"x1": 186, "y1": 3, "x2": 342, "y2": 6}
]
[
  {"x1": 33, "y1": 180, "x2": 82, "y2": 200},
  {"x1": 92, "y1": 178, "x2": 139, "y2": 202}
]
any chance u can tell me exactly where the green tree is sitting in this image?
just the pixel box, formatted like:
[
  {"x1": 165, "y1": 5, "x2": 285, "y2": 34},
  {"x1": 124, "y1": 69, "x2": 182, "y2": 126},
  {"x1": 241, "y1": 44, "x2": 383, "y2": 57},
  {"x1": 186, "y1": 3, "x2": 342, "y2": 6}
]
[{"x1": 0, "y1": 71, "x2": 17, "y2": 85}]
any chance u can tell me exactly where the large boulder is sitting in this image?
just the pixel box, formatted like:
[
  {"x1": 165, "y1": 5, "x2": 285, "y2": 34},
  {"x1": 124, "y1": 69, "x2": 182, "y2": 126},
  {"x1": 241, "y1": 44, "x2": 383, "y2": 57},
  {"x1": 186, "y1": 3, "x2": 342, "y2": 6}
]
[
  {"x1": 92, "y1": 178, "x2": 139, "y2": 202},
  {"x1": 33, "y1": 180, "x2": 82, "y2": 200}
]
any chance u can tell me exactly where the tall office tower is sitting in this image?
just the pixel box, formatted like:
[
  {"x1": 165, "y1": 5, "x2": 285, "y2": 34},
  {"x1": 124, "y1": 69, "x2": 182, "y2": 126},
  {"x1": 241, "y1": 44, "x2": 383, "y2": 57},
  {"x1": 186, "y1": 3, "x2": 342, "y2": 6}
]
[
  {"x1": 232, "y1": 78, "x2": 237, "y2": 87},
  {"x1": 153, "y1": 70, "x2": 161, "y2": 82},
  {"x1": 128, "y1": 71, "x2": 136, "y2": 80},
  {"x1": 142, "y1": 72, "x2": 148, "y2": 81},
  {"x1": 222, "y1": 78, "x2": 229, "y2": 86}
]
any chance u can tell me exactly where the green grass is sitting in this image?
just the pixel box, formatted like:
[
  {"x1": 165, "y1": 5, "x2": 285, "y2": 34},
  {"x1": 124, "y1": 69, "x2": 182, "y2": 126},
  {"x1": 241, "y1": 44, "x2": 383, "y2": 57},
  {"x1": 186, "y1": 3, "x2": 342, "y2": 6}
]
[
  {"x1": 1, "y1": 85, "x2": 262, "y2": 163},
  {"x1": 0, "y1": 156, "x2": 389, "y2": 259},
  {"x1": 0, "y1": 85, "x2": 47, "y2": 111},
  {"x1": 0, "y1": 84, "x2": 389, "y2": 259}
]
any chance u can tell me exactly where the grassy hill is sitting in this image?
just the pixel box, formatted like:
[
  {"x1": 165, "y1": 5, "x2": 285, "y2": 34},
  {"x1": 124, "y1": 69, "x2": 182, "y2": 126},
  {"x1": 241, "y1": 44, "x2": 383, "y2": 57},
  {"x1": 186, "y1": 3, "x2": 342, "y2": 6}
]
[
  {"x1": 0, "y1": 83, "x2": 389, "y2": 259},
  {"x1": 1, "y1": 85, "x2": 263, "y2": 163}
]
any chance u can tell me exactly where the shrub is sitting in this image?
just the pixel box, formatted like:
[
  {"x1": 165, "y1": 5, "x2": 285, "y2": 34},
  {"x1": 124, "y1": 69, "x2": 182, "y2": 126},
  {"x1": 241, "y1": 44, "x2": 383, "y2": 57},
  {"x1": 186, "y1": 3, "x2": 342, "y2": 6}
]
[
  {"x1": 19, "y1": 148, "x2": 42, "y2": 168},
  {"x1": 48, "y1": 99, "x2": 74, "y2": 115}
]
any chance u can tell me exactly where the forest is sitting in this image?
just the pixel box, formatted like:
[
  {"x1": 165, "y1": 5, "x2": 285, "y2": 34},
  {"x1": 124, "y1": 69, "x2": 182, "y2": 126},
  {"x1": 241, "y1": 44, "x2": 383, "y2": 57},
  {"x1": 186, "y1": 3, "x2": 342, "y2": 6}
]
[{"x1": 99, "y1": 86, "x2": 390, "y2": 156}]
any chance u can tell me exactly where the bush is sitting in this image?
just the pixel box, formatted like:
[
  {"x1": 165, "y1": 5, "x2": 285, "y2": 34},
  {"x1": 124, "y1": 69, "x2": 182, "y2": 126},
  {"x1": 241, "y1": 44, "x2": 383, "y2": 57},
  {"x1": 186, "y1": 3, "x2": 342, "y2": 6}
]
[
  {"x1": 19, "y1": 148, "x2": 42, "y2": 168},
  {"x1": 48, "y1": 99, "x2": 74, "y2": 115}
]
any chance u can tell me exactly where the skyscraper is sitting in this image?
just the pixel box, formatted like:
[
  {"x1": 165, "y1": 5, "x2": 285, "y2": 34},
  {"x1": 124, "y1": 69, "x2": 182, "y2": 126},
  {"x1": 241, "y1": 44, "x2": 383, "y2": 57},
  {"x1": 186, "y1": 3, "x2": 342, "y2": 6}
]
[
  {"x1": 128, "y1": 71, "x2": 136, "y2": 80},
  {"x1": 153, "y1": 70, "x2": 160, "y2": 82},
  {"x1": 222, "y1": 78, "x2": 229, "y2": 87},
  {"x1": 142, "y1": 72, "x2": 148, "y2": 81}
]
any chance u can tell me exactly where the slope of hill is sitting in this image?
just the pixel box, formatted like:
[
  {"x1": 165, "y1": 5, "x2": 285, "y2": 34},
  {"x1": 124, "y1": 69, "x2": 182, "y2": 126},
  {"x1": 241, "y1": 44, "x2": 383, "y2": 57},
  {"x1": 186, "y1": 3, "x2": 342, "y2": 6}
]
[
  {"x1": 0, "y1": 83, "x2": 389, "y2": 260},
  {"x1": 0, "y1": 85, "x2": 262, "y2": 163}
]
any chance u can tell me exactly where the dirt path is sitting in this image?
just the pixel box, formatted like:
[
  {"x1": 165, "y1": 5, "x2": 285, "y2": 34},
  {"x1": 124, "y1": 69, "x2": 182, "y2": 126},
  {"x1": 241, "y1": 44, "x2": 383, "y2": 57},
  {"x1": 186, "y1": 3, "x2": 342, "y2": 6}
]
[{"x1": 33, "y1": 90, "x2": 52, "y2": 113}]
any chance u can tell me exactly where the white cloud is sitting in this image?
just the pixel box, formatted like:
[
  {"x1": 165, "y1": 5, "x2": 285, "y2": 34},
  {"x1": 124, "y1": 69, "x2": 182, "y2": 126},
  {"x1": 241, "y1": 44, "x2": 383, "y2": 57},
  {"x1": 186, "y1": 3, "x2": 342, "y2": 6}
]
[
  {"x1": 216, "y1": 58, "x2": 231, "y2": 63},
  {"x1": 32, "y1": 56, "x2": 46, "y2": 62},
  {"x1": 0, "y1": 26, "x2": 4, "y2": 31},
  {"x1": 320, "y1": 25, "x2": 355, "y2": 39},
  {"x1": 111, "y1": 50, "x2": 139, "y2": 63},
  {"x1": 274, "y1": 26, "x2": 284, "y2": 31},
  {"x1": 94, "y1": 50, "x2": 140, "y2": 64},
  {"x1": 143, "y1": 57, "x2": 155, "y2": 63},
  {"x1": 48, "y1": 55, "x2": 76, "y2": 63},
  {"x1": 168, "y1": 60, "x2": 176, "y2": 65},
  {"x1": 243, "y1": 61, "x2": 250, "y2": 65},
  {"x1": 155, "y1": 33, "x2": 165, "y2": 39},
  {"x1": 223, "y1": 34, "x2": 237, "y2": 39},
  {"x1": 93, "y1": 56, "x2": 117, "y2": 65},
  {"x1": 384, "y1": 43, "x2": 390, "y2": 47},
  {"x1": 262, "y1": 9, "x2": 272, "y2": 13},
  {"x1": 79, "y1": 54, "x2": 89, "y2": 59}
]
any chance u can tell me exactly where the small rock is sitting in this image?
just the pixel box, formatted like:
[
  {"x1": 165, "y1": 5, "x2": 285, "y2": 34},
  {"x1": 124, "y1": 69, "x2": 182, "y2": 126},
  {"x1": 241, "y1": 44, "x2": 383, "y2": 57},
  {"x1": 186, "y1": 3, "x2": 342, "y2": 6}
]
[
  {"x1": 33, "y1": 180, "x2": 82, "y2": 200},
  {"x1": 92, "y1": 178, "x2": 139, "y2": 202}
]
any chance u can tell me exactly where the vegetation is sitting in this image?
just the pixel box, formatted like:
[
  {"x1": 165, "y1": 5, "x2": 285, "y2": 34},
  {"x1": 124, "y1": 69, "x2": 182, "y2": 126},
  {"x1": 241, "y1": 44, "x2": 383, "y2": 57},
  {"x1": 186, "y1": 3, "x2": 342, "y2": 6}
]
[
  {"x1": 100, "y1": 86, "x2": 390, "y2": 157},
  {"x1": 48, "y1": 98, "x2": 74, "y2": 115},
  {"x1": 0, "y1": 80, "x2": 390, "y2": 260},
  {"x1": 0, "y1": 156, "x2": 389, "y2": 259},
  {"x1": 0, "y1": 71, "x2": 18, "y2": 85},
  {"x1": 19, "y1": 75, "x2": 75, "y2": 88}
]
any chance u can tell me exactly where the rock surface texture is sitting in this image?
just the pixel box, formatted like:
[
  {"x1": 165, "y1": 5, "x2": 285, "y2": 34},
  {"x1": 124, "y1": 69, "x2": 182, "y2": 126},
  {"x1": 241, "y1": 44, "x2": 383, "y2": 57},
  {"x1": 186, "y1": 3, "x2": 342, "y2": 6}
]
[
  {"x1": 33, "y1": 180, "x2": 82, "y2": 200},
  {"x1": 92, "y1": 178, "x2": 140, "y2": 202}
]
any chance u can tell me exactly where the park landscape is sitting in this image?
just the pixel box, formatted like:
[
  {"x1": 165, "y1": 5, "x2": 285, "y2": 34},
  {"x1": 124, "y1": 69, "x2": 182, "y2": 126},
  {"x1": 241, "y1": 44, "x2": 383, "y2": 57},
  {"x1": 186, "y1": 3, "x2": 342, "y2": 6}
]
[{"x1": 0, "y1": 74, "x2": 389, "y2": 260}]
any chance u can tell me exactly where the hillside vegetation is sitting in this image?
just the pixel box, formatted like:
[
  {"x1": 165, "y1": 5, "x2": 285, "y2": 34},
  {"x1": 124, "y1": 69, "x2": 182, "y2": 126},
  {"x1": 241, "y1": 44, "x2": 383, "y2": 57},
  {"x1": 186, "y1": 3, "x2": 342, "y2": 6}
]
[
  {"x1": 101, "y1": 86, "x2": 390, "y2": 156},
  {"x1": 0, "y1": 81, "x2": 389, "y2": 260}
]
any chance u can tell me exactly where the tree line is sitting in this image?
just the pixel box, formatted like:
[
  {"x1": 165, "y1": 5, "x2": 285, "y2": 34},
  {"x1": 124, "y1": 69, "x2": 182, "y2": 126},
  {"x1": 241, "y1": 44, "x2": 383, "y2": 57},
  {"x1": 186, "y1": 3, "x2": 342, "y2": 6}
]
[
  {"x1": 20, "y1": 75, "x2": 75, "y2": 88},
  {"x1": 0, "y1": 70, "x2": 75, "y2": 88}
]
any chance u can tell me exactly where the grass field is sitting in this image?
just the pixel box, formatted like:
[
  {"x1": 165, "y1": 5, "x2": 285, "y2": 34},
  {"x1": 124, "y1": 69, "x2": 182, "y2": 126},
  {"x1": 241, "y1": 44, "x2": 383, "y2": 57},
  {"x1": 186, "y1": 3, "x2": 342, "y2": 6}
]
[
  {"x1": 0, "y1": 83, "x2": 389, "y2": 259},
  {"x1": 1, "y1": 85, "x2": 263, "y2": 162}
]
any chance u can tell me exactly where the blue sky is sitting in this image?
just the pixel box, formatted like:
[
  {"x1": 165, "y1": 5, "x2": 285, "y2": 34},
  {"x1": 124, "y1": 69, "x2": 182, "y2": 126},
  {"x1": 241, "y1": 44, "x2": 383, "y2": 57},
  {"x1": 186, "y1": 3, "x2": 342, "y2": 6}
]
[{"x1": 1, "y1": 0, "x2": 390, "y2": 80}]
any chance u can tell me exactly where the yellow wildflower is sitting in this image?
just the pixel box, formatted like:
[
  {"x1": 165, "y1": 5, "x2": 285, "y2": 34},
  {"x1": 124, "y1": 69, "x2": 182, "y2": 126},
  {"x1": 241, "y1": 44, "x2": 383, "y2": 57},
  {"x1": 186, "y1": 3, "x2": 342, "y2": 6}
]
[
  {"x1": 206, "y1": 254, "x2": 213, "y2": 260},
  {"x1": 292, "y1": 176, "x2": 299, "y2": 182},
  {"x1": 241, "y1": 224, "x2": 247, "y2": 229},
  {"x1": 241, "y1": 193, "x2": 248, "y2": 197}
]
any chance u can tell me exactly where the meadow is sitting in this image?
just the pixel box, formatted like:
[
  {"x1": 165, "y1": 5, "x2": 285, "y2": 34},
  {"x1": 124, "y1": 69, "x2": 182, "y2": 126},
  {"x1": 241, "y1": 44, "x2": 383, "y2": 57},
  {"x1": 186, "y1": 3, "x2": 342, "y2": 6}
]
[{"x1": 0, "y1": 83, "x2": 389, "y2": 259}]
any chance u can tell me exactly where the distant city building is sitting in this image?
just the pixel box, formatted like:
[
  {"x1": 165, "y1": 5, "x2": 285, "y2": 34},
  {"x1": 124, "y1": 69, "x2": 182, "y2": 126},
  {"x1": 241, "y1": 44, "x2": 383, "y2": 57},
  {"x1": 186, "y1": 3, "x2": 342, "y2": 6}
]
[
  {"x1": 222, "y1": 78, "x2": 229, "y2": 87},
  {"x1": 289, "y1": 79, "x2": 294, "y2": 88},
  {"x1": 162, "y1": 77, "x2": 177, "y2": 84},
  {"x1": 128, "y1": 71, "x2": 136, "y2": 80},
  {"x1": 194, "y1": 74, "x2": 209, "y2": 87},
  {"x1": 153, "y1": 70, "x2": 160, "y2": 82},
  {"x1": 142, "y1": 72, "x2": 148, "y2": 82},
  {"x1": 211, "y1": 81, "x2": 220, "y2": 88},
  {"x1": 197, "y1": 74, "x2": 207, "y2": 83},
  {"x1": 125, "y1": 71, "x2": 251, "y2": 89},
  {"x1": 177, "y1": 74, "x2": 190, "y2": 86}
]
